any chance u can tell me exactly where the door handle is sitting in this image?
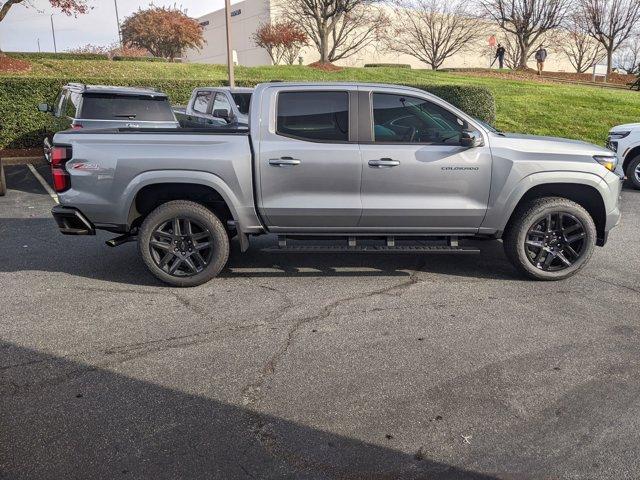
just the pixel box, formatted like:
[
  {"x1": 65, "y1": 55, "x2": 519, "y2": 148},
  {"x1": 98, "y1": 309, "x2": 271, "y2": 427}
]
[
  {"x1": 269, "y1": 157, "x2": 301, "y2": 167},
  {"x1": 369, "y1": 158, "x2": 400, "y2": 168}
]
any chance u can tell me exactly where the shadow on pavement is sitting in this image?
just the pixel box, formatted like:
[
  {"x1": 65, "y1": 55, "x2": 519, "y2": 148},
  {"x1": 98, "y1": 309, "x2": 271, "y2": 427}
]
[
  {"x1": 0, "y1": 340, "x2": 502, "y2": 480},
  {"x1": 0, "y1": 216, "x2": 519, "y2": 286}
]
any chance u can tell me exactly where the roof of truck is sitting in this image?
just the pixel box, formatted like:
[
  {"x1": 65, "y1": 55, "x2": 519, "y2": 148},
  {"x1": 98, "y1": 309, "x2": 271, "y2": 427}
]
[
  {"x1": 194, "y1": 86, "x2": 254, "y2": 93},
  {"x1": 65, "y1": 83, "x2": 168, "y2": 98}
]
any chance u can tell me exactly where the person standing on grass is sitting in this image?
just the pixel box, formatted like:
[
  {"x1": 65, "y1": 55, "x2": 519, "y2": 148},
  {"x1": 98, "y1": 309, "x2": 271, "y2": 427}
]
[
  {"x1": 495, "y1": 44, "x2": 506, "y2": 69},
  {"x1": 535, "y1": 46, "x2": 548, "y2": 75}
]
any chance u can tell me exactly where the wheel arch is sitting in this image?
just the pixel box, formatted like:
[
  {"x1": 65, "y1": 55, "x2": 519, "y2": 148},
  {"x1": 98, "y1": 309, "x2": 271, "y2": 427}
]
[
  {"x1": 503, "y1": 182, "x2": 607, "y2": 245},
  {"x1": 122, "y1": 171, "x2": 242, "y2": 231},
  {"x1": 623, "y1": 144, "x2": 640, "y2": 172}
]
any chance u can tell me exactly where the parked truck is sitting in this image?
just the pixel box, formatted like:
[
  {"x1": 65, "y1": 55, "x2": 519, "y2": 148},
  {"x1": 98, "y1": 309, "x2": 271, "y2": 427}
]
[
  {"x1": 173, "y1": 87, "x2": 252, "y2": 129},
  {"x1": 49, "y1": 82, "x2": 623, "y2": 286}
]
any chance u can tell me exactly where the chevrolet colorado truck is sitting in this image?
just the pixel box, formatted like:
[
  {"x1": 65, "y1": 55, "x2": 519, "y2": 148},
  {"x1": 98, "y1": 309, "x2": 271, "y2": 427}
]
[
  {"x1": 49, "y1": 82, "x2": 623, "y2": 286},
  {"x1": 607, "y1": 122, "x2": 640, "y2": 189},
  {"x1": 174, "y1": 87, "x2": 252, "y2": 128}
]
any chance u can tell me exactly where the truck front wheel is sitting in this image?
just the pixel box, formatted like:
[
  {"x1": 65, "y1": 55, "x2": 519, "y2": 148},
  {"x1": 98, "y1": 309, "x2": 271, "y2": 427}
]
[
  {"x1": 627, "y1": 155, "x2": 640, "y2": 190},
  {"x1": 503, "y1": 197, "x2": 597, "y2": 281},
  {"x1": 138, "y1": 200, "x2": 230, "y2": 287}
]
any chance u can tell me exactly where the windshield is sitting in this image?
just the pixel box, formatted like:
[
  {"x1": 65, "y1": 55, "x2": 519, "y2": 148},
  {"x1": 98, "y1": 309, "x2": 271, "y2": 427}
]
[
  {"x1": 476, "y1": 118, "x2": 501, "y2": 133},
  {"x1": 231, "y1": 93, "x2": 252, "y2": 115}
]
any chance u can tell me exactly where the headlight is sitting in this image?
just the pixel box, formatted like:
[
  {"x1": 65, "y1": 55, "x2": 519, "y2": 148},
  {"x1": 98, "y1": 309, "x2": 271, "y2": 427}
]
[
  {"x1": 608, "y1": 131, "x2": 630, "y2": 140},
  {"x1": 594, "y1": 155, "x2": 618, "y2": 172}
]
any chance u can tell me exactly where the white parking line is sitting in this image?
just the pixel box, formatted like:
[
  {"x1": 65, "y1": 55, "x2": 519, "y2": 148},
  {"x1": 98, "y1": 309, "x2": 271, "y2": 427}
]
[{"x1": 27, "y1": 163, "x2": 59, "y2": 204}]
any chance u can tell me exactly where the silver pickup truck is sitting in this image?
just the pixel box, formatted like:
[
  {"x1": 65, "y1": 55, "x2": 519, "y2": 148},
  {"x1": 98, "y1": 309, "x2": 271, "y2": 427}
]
[
  {"x1": 50, "y1": 82, "x2": 623, "y2": 286},
  {"x1": 173, "y1": 87, "x2": 252, "y2": 128}
]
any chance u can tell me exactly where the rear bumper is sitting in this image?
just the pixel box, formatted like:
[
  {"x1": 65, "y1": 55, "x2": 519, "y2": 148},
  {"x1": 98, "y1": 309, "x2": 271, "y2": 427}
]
[{"x1": 51, "y1": 206, "x2": 95, "y2": 235}]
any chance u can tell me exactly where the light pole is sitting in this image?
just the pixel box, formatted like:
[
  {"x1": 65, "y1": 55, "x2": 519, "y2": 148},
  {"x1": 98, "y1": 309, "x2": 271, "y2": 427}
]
[
  {"x1": 224, "y1": 0, "x2": 235, "y2": 87},
  {"x1": 114, "y1": 0, "x2": 122, "y2": 50},
  {"x1": 50, "y1": 14, "x2": 57, "y2": 53}
]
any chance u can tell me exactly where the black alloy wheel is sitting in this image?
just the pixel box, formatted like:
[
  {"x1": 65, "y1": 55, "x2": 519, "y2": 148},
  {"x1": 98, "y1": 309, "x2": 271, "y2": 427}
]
[
  {"x1": 149, "y1": 217, "x2": 214, "y2": 277},
  {"x1": 524, "y1": 212, "x2": 586, "y2": 272}
]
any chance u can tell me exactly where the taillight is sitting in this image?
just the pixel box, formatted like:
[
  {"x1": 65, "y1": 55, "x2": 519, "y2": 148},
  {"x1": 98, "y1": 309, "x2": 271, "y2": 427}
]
[
  {"x1": 50, "y1": 145, "x2": 72, "y2": 192},
  {"x1": 71, "y1": 124, "x2": 83, "y2": 130}
]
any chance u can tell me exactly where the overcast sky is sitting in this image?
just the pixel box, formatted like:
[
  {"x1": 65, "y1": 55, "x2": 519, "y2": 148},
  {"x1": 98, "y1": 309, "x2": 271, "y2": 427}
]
[{"x1": 0, "y1": 1, "x2": 230, "y2": 52}]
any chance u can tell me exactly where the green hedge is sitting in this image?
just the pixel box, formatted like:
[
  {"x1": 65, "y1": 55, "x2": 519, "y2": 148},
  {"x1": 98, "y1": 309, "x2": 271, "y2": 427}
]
[
  {"x1": 6, "y1": 52, "x2": 109, "y2": 61},
  {"x1": 0, "y1": 77, "x2": 495, "y2": 150},
  {"x1": 364, "y1": 63, "x2": 412, "y2": 69}
]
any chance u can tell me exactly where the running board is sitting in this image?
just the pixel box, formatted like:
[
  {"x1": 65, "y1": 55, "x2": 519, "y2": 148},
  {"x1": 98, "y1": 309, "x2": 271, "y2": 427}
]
[{"x1": 262, "y1": 245, "x2": 479, "y2": 254}]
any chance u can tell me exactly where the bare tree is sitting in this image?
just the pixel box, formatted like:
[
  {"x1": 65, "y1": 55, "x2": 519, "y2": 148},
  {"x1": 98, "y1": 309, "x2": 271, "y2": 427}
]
[
  {"x1": 384, "y1": 0, "x2": 484, "y2": 70},
  {"x1": 279, "y1": 0, "x2": 388, "y2": 63},
  {"x1": 613, "y1": 35, "x2": 640, "y2": 73},
  {"x1": 577, "y1": 0, "x2": 640, "y2": 74},
  {"x1": 481, "y1": 0, "x2": 569, "y2": 69},
  {"x1": 558, "y1": 14, "x2": 605, "y2": 72}
]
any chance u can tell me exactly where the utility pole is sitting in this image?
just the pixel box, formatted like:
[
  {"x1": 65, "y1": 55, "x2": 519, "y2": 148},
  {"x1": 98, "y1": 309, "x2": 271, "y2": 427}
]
[
  {"x1": 114, "y1": 0, "x2": 122, "y2": 49},
  {"x1": 50, "y1": 14, "x2": 57, "y2": 53},
  {"x1": 224, "y1": 0, "x2": 235, "y2": 87},
  {"x1": 37, "y1": 38, "x2": 41, "y2": 53}
]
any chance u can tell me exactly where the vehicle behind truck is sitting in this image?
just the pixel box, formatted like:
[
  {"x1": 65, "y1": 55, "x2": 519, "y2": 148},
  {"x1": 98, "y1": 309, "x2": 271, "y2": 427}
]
[
  {"x1": 49, "y1": 82, "x2": 623, "y2": 286},
  {"x1": 607, "y1": 122, "x2": 640, "y2": 189},
  {"x1": 39, "y1": 83, "x2": 179, "y2": 161},
  {"x1": 174, "y1": 87, "x2": 252, "y2": 128}
]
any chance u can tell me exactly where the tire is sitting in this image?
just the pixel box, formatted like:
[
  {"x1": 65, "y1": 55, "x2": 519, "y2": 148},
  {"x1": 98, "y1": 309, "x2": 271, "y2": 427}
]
[
  {"x1": 138, "y1": 200, "x2": 230, "y2": 287},
  {"x1": 503, "y1": 197, "x2": 597, "y2": 281},
  {"x1": 626, "y1": 155, "x2": 640, "y2": 190},
  {"x1": 0, "y1": 161, "x2": 6, "y2": 196}
]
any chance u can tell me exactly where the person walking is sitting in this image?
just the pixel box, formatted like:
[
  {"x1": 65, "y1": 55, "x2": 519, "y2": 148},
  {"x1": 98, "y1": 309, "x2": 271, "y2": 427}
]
[
  {"x1": 494, "y1": 44, "x2": 506, "y2": 69},
  {"x1": 535, "y1": 46, "x2": 548, "y2": 75}
]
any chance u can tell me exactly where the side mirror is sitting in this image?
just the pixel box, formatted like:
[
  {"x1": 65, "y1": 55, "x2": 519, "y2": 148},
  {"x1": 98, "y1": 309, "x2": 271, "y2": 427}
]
[
  {"x1": 460, "y1": 129, "x2": 483, "y2": 148},
  {"x1": 38, "y1": 103, "x2": 51, "y2": 113},
  {"x1": 212, "y1": 108, "x2": 230, "y2": 121}
]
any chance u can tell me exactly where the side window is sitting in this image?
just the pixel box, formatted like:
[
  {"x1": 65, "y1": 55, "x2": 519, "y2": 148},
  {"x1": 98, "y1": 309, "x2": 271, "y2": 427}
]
[
  {"x1": 372, "y1": 93, "x2": 466, "y2": 145},
  {"x1": 276, "y1": 91, "x2": 349, "y2": 142},
  {"x1": 212, "y1": 93, "x2": 231, "y2": 114},
  {"x1": 54, "y1": 90, "x2": 66, "y2": 118},
  {"x1": 65, "y1": 92, "x2": 81, "y2": 118},
  {"x1": 193, "y1": 91, "x2": 212, "y2": 114}
]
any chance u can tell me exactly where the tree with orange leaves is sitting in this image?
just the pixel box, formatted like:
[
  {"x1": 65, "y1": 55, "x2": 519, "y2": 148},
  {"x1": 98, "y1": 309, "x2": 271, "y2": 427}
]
[
  {"x1": 121, "y1": 6, "x2": 204, "y2": 61},
  {"x1": 253, "y1": 21, "x2": 308, "y2": 65}
]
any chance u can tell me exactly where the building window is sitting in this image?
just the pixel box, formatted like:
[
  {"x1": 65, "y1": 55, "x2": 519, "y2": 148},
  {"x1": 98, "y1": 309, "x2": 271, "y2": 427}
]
[{"x1": 277, "y1": 91, "x2": 349, "y2": 142}]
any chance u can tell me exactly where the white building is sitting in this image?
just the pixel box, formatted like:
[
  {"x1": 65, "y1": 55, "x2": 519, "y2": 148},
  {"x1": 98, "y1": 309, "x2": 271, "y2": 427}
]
[{"x1": 183, "y1": 0, "x2": 576, "y2": 72}]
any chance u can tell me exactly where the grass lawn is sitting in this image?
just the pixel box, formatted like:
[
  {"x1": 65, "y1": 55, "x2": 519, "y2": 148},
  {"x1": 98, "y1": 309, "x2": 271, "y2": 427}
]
[{"x1": 4, "y1": 58, "x2": 640, "y2": 145}]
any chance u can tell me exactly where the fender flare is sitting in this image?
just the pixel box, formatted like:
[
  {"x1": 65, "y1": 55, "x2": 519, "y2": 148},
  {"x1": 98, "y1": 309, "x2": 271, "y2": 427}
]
[
  {"x1": 120, "y1": 170, "x2": 243, "y2": 228},
  {"x1": 484, "y1": 171, "x2": 607, "y2": 232}
]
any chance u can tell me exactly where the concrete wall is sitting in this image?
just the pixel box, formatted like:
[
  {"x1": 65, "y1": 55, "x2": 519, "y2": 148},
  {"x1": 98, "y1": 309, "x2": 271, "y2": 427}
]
[{"x1": 185, "y1": 0, "x2": 578, "y2": 73}]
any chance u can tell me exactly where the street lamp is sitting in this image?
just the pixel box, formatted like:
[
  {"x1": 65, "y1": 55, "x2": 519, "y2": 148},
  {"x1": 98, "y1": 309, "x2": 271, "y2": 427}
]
[
  {"x1": 224, "y1": 0, "x2": 235, "y2": 87},
  {"x1": 50, "y1": 14, "x2": 57, "y2": 53},
  {"x1": 114, "y1": 0, "x2": 122, "y2": 50}
]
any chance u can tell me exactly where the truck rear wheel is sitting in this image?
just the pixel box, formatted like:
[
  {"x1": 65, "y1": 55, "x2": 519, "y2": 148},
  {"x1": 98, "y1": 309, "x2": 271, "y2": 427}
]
[
  {"x1": 503, "y1": 197, "x2": 596, "y2": 281},
  {"x1": 138, "y1": 200, "x2": 229, "y2": 287},
  {"x1": 627, "y1": 155, "x2": 640, "y2": 190}
]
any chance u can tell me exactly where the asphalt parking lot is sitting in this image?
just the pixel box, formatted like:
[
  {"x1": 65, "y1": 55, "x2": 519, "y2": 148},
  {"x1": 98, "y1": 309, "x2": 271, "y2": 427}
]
[{"x1": 1, "y1": 163, "x2": 639, "y2": 480}]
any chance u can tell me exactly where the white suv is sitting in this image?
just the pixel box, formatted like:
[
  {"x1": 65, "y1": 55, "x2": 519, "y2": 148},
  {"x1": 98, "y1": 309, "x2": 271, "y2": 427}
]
[{"x1": 607, "y1": 123, "x2": 640, "y2": 189}]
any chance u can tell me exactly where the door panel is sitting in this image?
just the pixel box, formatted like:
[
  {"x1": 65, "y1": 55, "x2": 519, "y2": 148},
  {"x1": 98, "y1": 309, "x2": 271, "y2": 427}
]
[
  {"x1": 359, "y1": 91, "x2": 492, "y2": 230},
  {"x1": 359, "y1": 144, "x2": 492, "y2": 229},
  {"x1": 257, "y1": 89, "x2": 362, "y2": 229}
]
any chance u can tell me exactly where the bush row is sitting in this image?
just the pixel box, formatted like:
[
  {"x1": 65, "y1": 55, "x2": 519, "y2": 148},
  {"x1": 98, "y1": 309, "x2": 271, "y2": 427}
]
[
  {"x1": 0, "y1": 77, "x2": 495, "y2": 150},
  {"x1": 6, "y1": 52, "x2": 168, "y2": 62}
]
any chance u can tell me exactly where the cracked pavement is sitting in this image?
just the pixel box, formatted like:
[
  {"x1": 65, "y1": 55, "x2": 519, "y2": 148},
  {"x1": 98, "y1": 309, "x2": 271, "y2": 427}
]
[{"x1": 1, "y1": 164, "x2": 640, "y2": 480}]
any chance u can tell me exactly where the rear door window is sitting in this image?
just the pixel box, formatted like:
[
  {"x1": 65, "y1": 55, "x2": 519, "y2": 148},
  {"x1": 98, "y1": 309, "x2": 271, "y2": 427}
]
[
  {"x1": 65, "y1": 92, "x2": 81, "y2": 119},
  {"x1": 276, "y1": 91, "x2": 349, "y2": 142},
  {"x1": 79, "y1": 94, "x2": 175, "y2": 121}
]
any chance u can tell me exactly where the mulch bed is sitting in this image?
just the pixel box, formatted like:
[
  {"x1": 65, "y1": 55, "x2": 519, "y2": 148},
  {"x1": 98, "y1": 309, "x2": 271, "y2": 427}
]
[
  {"x1": 0, "y1": 54, "x2": 31, "y2": 73},
  {"x1": 448, "y1": 67, "x2": 637, "y2": 88},
  {"x1": 0, "y1": 148, "x2": 43, "y2": 158},
  {"x1": 309, "y1": 61, "x2": 343, "y2": 72}
]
